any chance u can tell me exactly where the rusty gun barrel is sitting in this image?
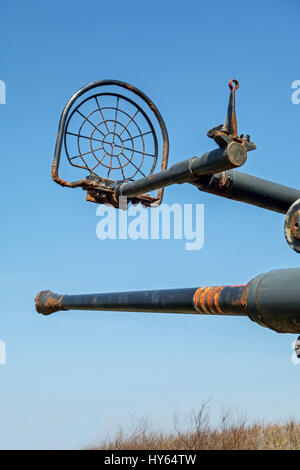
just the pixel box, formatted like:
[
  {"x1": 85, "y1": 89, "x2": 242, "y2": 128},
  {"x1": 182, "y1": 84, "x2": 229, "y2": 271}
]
[{"x1": 35, "y1": 269, "x2": 300, "y2": 334}]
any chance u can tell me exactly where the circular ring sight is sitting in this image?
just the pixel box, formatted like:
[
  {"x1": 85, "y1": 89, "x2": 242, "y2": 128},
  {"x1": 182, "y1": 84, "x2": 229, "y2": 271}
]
[{"x1": 61, "y1": 81, "x2": 169, "y2": 184}]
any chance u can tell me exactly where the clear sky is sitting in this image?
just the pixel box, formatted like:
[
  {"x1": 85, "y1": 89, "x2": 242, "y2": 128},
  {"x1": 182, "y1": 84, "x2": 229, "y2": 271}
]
[{"x1": 0, "y1": 0, "x2": 300, "y2": 450}]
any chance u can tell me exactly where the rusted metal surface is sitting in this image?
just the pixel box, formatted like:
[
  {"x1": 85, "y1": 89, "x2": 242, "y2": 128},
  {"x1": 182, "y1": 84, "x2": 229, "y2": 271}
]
[
  {"x1": 226, "y1": 79, "x2": 239, "y2": 139},
  {"x1": 207, "y1": 79, "x2": 255, "y2": 150},
  {"x1": 35, "y1": 269, "x2": 300, "y2": 334},
  {"x1": 193, "y1": 285, "x2": 246, "y2": 315},
  {"x1": 34, "y1": 290, "x2": 64, "y2": 315},
  {"x1": 284, "y1": 199, "x2": 300, "y2": 252}
]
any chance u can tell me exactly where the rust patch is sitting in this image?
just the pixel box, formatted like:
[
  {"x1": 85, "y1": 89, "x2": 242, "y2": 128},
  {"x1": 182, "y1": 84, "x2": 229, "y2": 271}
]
[
  {"x1": 193, "y1": 285, "x2": 247, "y2": 315},
  {"x1": 193, "y1": 286, "x2": 225, "y2": 314},
  {"x1": 290, "y1": 211, "x2": 300, "y2": 241},
  {"x1": 213, "y1": 286, "x2": 225, "y2": 314},
  {"x1": 205, "y1": 287, "x2": 218, "y2": 314},
  {"x1": 35, "y1": 290, "x2": 64, "y2": 315}
]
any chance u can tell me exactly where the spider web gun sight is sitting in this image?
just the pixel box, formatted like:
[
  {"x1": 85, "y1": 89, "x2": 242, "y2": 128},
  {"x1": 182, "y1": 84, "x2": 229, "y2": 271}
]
[
  {"x1": 52, "y1": 79, "x2": 255, "y2": 209},
  {"x1": 52, "y1": 80, "x2": 169, "y2": 208}
]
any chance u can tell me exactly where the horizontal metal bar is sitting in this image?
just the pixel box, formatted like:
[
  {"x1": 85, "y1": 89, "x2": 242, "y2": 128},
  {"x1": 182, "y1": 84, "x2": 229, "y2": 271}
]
[
  {"x1": 35, "y1": 286, "x2": 246, "y2": 316},
  {"x1": 115, "y1": 143, "x2": 246, "y2": 198},
  {"x1": 193, "y1": 170, "x2": 300, "y2": 214},
  {"x1": 40, "y1": 288, "x2": 198, "y2": 314}
]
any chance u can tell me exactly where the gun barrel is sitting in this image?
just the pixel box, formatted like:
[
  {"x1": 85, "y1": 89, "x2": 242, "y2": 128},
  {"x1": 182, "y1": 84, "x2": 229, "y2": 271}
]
[
  {"x1": 115, "y1": 145, "x2": 246, "y2": 198},
  {"x1": 116, "y1": 156, "x2": 300, "y2": 215},
  {"x1": 194, "y1": 170, "x2": 300, "y2": 214},
  {"x1": 35, "y1": 269, "x2": 300, "y2": 334},
  {"x1": 35, "y1": 285, "x2": 247, "y2": 316}
]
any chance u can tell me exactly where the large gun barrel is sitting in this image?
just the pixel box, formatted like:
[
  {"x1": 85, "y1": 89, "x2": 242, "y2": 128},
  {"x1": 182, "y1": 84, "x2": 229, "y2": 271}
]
[
  {"x1": 194, "y1": 170, "x2": 300, "y2": 215},
  {"x1": 35, "y1": 269, "x2": 300, "y2": 334}
]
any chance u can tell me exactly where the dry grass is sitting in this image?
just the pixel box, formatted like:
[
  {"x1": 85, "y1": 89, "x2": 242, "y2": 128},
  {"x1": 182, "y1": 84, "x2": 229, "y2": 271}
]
[{"x1": 89, "y1": 402, "x2": 300, "y2": 450}]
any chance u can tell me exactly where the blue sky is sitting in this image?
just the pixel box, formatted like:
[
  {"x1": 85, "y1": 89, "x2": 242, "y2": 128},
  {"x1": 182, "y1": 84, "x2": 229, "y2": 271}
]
[{"x1": 1, "y1": 0, "x2": 300, "y2": 450}]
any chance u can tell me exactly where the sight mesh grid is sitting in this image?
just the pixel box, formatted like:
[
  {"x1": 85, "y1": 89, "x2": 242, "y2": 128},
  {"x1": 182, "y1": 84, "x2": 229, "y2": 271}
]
[{"x1": 64, "y1": 92, "x2": 158, "y2": 181}]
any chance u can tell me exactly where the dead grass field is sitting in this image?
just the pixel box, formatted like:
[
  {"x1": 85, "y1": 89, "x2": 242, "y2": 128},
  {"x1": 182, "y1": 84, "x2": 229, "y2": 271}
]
[{"x1": 89, "y1": 403, "x2": 300, "y2": 450}]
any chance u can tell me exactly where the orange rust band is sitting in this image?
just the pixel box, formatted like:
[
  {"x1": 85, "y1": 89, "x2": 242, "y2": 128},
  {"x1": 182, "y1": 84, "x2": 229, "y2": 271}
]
[
  {"x1": 213, "y1": 286, "x2": 225, "y2": 314},
  {"x1": 205, "y1": 287, "x2": 218, "y2": 315},
  {"x1": 200, "y1": 287, "x2": 211, "y2": 314},
  {"x1": 193, "y1": 286, "x2": 229, "y2": 315},
  {"x1": 193, "y1": 286, "x2": 222, "y2": 314},
  {"x1": 193, "y1": 287, "x2": 207, "y2": 314}
]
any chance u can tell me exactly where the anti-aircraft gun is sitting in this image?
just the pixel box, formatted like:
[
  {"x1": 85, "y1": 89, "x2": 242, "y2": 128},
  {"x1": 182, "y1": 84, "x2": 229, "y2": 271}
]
[{"x1": 35, "y1": 79, "x2": 300, "y2": 354}]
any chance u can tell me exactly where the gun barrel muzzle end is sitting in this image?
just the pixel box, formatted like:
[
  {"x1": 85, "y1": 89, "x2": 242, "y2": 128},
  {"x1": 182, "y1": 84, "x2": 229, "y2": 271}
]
[{"x1": 35, "y1": 290, "x2": 64, "y2": 315}]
